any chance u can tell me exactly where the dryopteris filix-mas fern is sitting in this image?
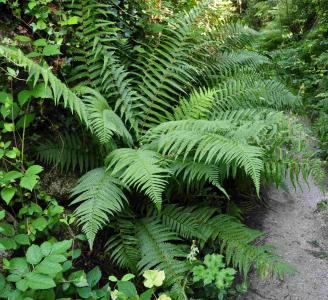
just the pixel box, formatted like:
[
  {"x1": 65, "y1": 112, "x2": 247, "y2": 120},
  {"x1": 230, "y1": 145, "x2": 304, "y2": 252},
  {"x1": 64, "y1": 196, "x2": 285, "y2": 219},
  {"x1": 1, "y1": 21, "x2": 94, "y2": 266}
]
[{"x1": 0, "y1": 0, "x2": 321, "y2": 297}]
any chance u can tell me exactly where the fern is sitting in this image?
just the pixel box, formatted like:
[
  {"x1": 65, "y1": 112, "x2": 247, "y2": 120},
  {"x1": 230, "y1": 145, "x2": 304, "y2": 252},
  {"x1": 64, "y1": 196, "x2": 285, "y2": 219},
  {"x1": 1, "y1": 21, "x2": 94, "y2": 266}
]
[
  {"x1": 70, "y1": 168, "x2": 127, "y2": 248},
  {"x1": 36, "y1": 132, "x2": 104, "y2": 172},
  {"x1": 74, "y1": 86, "x2": 133, "y2": 145},
  {"x1": 167, "y1": 88, "x2": 216, "y2": 121},
  {"x1": 106, "y1": 215, "x2": 140, "y2": 272},
  {"x1": 0, "y1": 45, "x2": 88, "y2": 122},
  {"x1": 144, "y1": 120, "x2": 264, "y2": 193},
  {"x1": 136, "y1": 217, "x2": 188, "y2": 297},
  {"x1": 106, "y1": 149, "x2": 171, "y2": 209}
]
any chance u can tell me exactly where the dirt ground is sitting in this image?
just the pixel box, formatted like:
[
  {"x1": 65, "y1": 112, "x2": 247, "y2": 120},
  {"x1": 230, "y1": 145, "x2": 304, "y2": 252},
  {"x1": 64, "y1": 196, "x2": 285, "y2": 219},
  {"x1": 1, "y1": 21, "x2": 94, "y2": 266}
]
[{"x1": 244, "y1": 176, "x2": 328, "y2": 300}]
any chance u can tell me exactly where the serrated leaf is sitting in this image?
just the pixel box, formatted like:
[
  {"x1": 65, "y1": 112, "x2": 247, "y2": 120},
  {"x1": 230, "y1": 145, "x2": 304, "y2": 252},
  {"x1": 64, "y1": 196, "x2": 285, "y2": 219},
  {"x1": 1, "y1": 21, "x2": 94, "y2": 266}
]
[{"x1": 26, "y1": 245, "x2": 43, "y2": 265}]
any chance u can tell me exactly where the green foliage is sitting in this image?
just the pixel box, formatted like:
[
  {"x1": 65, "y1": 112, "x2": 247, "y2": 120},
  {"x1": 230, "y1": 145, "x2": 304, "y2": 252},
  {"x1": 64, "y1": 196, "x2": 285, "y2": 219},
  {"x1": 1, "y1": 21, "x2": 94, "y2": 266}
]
[
  {"x1": 71, "y1": 168, "x2": 127, "y2": 248},
  {"x1": 192, "y1": 254, "x2": 236, "y2": 299},
  {"x1": 0, "y1": 0, "x2": 322, "y2": 298}
]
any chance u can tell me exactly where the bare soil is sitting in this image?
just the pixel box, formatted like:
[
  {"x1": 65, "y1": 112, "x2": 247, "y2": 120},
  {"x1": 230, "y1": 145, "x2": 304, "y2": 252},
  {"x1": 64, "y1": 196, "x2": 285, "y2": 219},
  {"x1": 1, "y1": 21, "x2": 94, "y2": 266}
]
[{"x1": 244, "y1": 176, "x2": 328, "y2": 300}]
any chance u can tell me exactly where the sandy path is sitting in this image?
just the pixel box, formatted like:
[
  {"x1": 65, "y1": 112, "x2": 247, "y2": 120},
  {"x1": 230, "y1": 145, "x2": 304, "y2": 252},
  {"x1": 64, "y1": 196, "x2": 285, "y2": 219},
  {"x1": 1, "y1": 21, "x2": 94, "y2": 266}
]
[{"x1": 244, "y1": 176, "x2": 328, "y2": 300}]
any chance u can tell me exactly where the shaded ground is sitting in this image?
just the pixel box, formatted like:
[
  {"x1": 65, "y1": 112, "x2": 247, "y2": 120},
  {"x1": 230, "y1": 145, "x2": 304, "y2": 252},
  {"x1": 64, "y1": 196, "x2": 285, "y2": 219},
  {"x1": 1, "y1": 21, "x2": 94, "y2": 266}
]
[{"x1": 244, "y1": 176, "x2": 328, "y2": 300}]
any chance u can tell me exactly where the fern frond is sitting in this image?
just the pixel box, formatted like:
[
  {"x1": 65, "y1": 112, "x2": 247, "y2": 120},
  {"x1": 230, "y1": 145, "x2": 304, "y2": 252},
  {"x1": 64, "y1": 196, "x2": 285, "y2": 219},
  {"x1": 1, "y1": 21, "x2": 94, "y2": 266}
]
[
  {"x1": 106, "y1": 215, "x2": 140, "y2": 272},
  {"x1": 71, "y1": 168, "x2": 127, "y2": 248},
  {"x1": 144, "y1": 120, "x2": 264, "y2": 193},
  {"x1": 106, "y1": 149, "x2": 171, "y2": 209},
  {"x1": 170, "y1": 159, "x2": 229, "y2": 197},
  {"x1": 0, "y1": 45, "x2": 88, "y2": 122},
  {"x1": 167, "y1": 88, "x2": 216, "y2": 121},
  {"x1": 74, "y1": 86, "x2": 133, "y2": 145},
  {"x1": 132, "y1": 3, "x2": 210, "y2": 130},
  {"x1": 36, "y1": 132, "x2": 104, "y2": 172},
  {"x1": 136, "y1": 217, "x2": 189, "y2": 293}
]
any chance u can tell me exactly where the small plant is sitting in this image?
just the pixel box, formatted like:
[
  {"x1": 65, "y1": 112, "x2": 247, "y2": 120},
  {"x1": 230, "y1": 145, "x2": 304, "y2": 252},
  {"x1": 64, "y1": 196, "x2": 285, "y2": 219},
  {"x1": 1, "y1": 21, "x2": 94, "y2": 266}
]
[
  {"x1": 315, "y1": 200, "x2": 328, "y2": 212},
  {"x1": 192, "y1": 254, "x2": 237, "y2": 300}
]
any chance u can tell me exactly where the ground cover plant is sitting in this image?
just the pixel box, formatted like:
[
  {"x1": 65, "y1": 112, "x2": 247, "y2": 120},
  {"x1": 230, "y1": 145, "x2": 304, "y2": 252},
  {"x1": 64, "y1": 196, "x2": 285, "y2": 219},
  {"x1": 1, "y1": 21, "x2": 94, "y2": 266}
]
[{"x1": 0, "y1": 0, "x2": 324, "y2": 299}]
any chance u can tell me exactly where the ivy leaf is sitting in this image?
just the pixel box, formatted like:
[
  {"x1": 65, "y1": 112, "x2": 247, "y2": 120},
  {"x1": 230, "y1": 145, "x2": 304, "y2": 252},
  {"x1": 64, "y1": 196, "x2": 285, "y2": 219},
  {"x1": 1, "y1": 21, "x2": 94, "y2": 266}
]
[
  {"x1": 0, "y1": 210, "x2": 5, "y2": 220},
  {"x1": 42, "y1": 45, "x2": 61, "y2": 56},
  {"x1": 26, "y1": 245, "x2": 43, "y2": 265},
  {"x1": 20, "y1": 165, "x2": 43, "y2": 191},
  {"x1": 1, "y1": 187, "x2": 16, "y2": 204}
]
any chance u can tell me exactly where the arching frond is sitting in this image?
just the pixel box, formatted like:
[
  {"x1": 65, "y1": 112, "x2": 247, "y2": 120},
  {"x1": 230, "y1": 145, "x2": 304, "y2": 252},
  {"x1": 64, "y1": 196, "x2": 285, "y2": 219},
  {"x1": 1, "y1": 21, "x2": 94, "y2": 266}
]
[
  {"x1": 106, "y1": 215, "x2": 140, "y2": 272},
  {"x1": 74, "y1": 86, "x2": 133, "y2": 145},
  {"x1": 36, "y1": 132, "x2": 104, "y2": 172},
  {"x1": 0, "y1": 45, "x2": 88, "y2": 122},
  {"x1": 144, "y1": 120, "x2": 264, "y2": 193},
  {"x1": 136, "y1": 217, "x2": 189, "y2": 295},
  {"x1": 70, "y1": 168, "x2": 127, "y2": 248},
  {"x1": 167, "y1": 88, "x2": 216, "y2": 121},
  {"x1": 106, "y1": 149, "x2": 171, "y2": 209}
]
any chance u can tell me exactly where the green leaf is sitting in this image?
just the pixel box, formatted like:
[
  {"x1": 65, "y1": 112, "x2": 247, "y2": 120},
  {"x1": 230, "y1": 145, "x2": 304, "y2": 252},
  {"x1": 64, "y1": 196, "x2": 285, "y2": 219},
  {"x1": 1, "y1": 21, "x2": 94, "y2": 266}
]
[
  {"x1": 87, "y1": 266, "x2": 102, "y2": 288},
  {"x1": 8, "y1": 258, "x2": 29, "y2": 275},
  {"x1": 5, "y1": 150, "x2": 17, "y2": 159},
  {"x1": 0, "y1": 274, "x2": 5, "y2": 291},
  {"x1": 14, "y1": 234, "x2": 30, "y2": 245},
  {"x1": 117, "y1": 281, "x2": 138, "y2": 297},
  {"x1": 68, "y1": 270, "x2": 88, "y2": 287},
  {"x1": 1, "y1": 187, "x2": 16, "y2": 204},
  {"x1": 51, "y1": 240, "x2": 72, "y2": 254},
  {"x1": 16, "y1": 279, "x2": 29, "y2": 291},
  {"x1": 15, "y1": 35, "x2": 31, "y2": 43},
  {"x1": 62, "y1": 16, "x2": 80, "y2": 25},
  {"x1": 40, "y1": 241, "x2": 52, "y2": 256},
  {"x1": 140, "y1": 289, "x2": 154, "y2": 300},
  {"x1": 0, "y1": 237, "x2": 16, "y2": 250},
  {"x1": 4, "y1": 123, "x2": 15, "y2": 132},
  {"x1": 26, "y1": 245, "x2": 43, "y2": 265},
  {"x1": 108, "y1": 275, "x2": 118, "y2": 282},
  {"x1": 3, "y1": 171, "x2": 23, "y2": 182},
  {"x1": 31, "y1": 83, "x2": 52, "y2": 98},
  {"x1": 33, "y1": 39, "x2": 47, "y2": 47},
  {"x1": 16, "y1": 113, "x2": 35, "y2": 130},
  {"x1": 17, "y1": 90, "x2": 31, "y2": 107},
  {"x1": 20, "y1": 165, "x2": 43, "y2": 191},
  {"x1": 143, "y1": 270, "x2": 165, "y2": 288},
  {"x1": 32, "y1": 217, "x2": 48, "y2": 231},
  {"x1": 25, "y1": 272, "x2": 56, "y2": 290},
  {"x1": 0, "y1": 222, "x2": 15, "y2": 236},
  {"x1": 42, "y1": 45, "x2": 61, "y2": 56},
  {"x1": 121, "y1": 274, "x2": 135, "y2": 282},
  {"x1": 0, "y1": 210, "x2": 5, "y2": 221},
  {"x1": 47, "y1": 254, "x2": 67, "y2": 263},
  {"x1": 35, "y1": 257, "x2": 63, "y2": 276},
  {"x1": 36, "y1": 20, "x2": 47, "y2": 30}
]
